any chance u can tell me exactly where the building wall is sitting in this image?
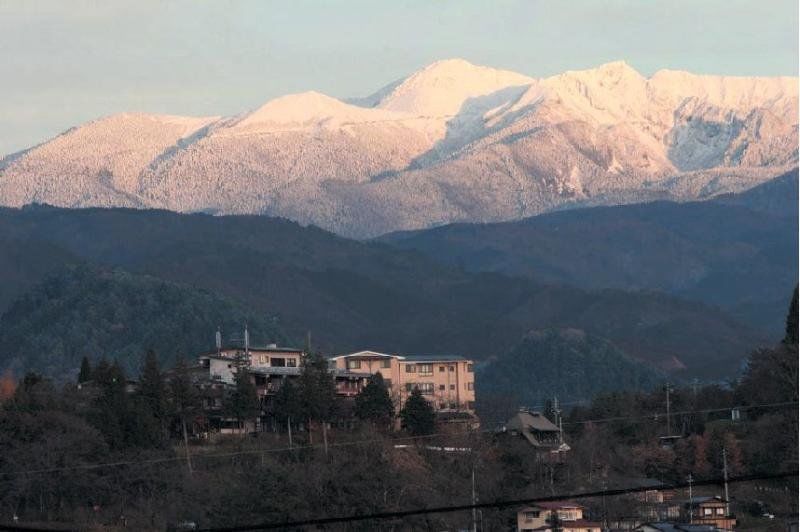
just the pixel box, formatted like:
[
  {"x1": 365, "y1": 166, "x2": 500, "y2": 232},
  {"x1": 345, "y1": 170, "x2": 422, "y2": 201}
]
[{"x1": 332, "y1": 353, "x2": 476, "y2": 413}]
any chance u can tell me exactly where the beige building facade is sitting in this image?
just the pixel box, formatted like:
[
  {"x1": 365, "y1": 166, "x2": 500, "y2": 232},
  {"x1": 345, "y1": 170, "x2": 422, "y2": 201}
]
[{"x1": 330, "y1": 350, "x2": 476, "y2": 414}]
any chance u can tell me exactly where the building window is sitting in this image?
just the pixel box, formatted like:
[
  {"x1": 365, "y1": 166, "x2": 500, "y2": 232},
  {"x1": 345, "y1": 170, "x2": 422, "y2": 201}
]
[
  {"x1": 347, "y1": 359, "x2": 361, "y2": 369},
  {"x1": 467, "y1": 382, "x2": 474, "y2": 391},
  {"x1": 259, "y1": 355, "x2": 267, "y2": 364},
  {"x1": 448, "y1": 365, "x2": 455, "y2": 372},
  {"x1": 272, "y1": 357, "x2": 286, "y2": 367},
  {"x1": 449, "y1": 384, "x2": 455, "y2": 390},
  {"x1": 467, "y1": 364, "x2": 474, "y2": 372},
  {"x1": 418, "y1": 363, "x2": 433, "y2": 375},
  {"x1": 408, "y1": 383, "x2": 434, "y2": 395},
  {"x1": 715, "y1": 508, "x2": 724, "y2": 515},
  {"x1": 703, "y1": 508, "x2": 712, "y2": 516},
  {"x1": 380, "y1": 359, "x2": 391, "y2": 368},
  {"x1": 287, "y1": 358, "x2": 297, "y2": 367},
  {"x1": 439, "y1": 384, "x2": 446, "y2": 391},
  {"x1": 405, "y1": 364, "x2": 416, "y2": 373},
  {"x1": 439, "y1": 366, "x2": 445, "y2": 372},
  {"x1": 524, "y1": 510, "x2": 540, "y2": 520}
]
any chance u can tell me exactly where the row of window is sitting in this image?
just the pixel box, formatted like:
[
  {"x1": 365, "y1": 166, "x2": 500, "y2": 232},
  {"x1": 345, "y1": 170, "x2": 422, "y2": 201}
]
[
  {"x1": 344, "y1": 359, "x2": 474, "y2": 373},
  {"x1": 405, "y1": 382, "x2": 474, "y2": 393},
  {"x1": 255, "y1": 355, "x2": 297, "y2": 367}
]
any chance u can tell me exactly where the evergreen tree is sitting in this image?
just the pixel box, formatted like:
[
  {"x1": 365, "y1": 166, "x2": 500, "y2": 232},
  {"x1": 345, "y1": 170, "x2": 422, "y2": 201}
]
[
  {"x1": 784, "y1": 286, "x2": 798, "y2": 346},
  {"x1": 139, "y1": 349, "x2": 166, "y2": 422},
  {"x1": 298, "y1": 352, "x2": 336, "y2": 425},
  {"x1": 399, "y1": 387, "x2": 435, "y2": 436},
  {"x1": 78, "y1": 356, "x2": 92, "y2": 383},
  {"x1": 226, "y1": 370, "x2": 260, "y2": 430},
  {"x1": 354, "y1": 372, "x2": 394, "y2": 428},
  {"x1": 273, "y1": 378, "x2": 302, "y2": 426}
]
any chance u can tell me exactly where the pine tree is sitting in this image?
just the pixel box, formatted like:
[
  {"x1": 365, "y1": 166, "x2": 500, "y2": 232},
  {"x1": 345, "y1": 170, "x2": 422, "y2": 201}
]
[
  {"x1": 298, "y1": 352, "x2": 336, "y2": 424},
  {"x1": 354, "y1": 372, "x2": 394, "y2": 428},
  {"x1": 78, "y1": 356, "x2": 92, "y2": 383},
  {"x1": 784, "y1": 286, "x2": 798, "y2": 346},
  {"x1": 169, "y1": 354, "x2": 198, "y2": 473},
  {"x1": 226, "y1": 370, "x2": 260, "y2": 431},
  {"x1": 139, "y1": 349, "x2": 166, "y2": 421},
  {"x1": 399, "y1": 387, "x2": 435, "y2": 436},
  {"x1": 273, "y1": 378, "x2": 301, "y2": 425}
]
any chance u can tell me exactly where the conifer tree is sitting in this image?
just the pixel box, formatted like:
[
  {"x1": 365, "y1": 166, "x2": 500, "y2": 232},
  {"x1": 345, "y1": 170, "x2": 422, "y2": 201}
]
[
  {"x1": 226, "y1": 370, "x2": 260, "y2": 431},
  {"x1": 298, "y1": 351, "x2": 337, "y2": 442},
  {"x1": 78, "y1": 356, "x2": 92, "y2": 384},
  {"x1": 354, "y1": 372, "x2": 394, "y2": 428},
  {"x1": 784, "y1": 286, "x2": 798, "y2": 346},
  {"x1": 399, "y1": 387, "x2": 435, "y2": 436},
  {"x1": 139, "y1": 349, "x2": 166, "y2": 421}
]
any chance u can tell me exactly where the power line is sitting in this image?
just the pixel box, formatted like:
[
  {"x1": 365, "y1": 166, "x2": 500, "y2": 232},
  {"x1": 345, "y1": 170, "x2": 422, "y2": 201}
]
[
  {"x1": 194, "y1": 471, "x2": 799, "y2": 531},
  {"x1": 0, "y1": 401, "x2": 794, "y2": 481}
]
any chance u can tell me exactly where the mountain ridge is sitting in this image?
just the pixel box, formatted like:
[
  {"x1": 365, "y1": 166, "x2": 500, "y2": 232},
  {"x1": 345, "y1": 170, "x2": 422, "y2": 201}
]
[{"x1": 1, "y1": 58, "x2": 796, "y2": 237}]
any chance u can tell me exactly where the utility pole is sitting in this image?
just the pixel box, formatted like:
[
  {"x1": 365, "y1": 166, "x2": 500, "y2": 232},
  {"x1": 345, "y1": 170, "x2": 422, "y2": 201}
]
[
  {"x1": 665, "y1": 383, "x2": 672, "y2": 437},
  {"x1": 553, "y1": 396, "x2": 563, "y2": 444},
  {"x1": 287, "y1": 416, "x2": 293, "y2": 449},
  {"x1": 688, "y1": 473, "x2": 694, "y2": 524},
  {"x1": 723, "y1": 447, "x2": 730, "y2": 516},
  {"x1": 471, "y1": 464, "x2": 478, "y2": 532}
]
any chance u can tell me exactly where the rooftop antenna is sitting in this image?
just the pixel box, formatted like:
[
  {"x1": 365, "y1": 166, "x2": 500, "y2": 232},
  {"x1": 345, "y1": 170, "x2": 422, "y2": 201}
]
[
  {"x1": 553, "y1": 396, "x2": 563, "y2": 444},
  {"x1": 723, "y1": 447, "x2": 730, "y2": 516},
  {"x1": 215, "y1": 326, "x2": 222, "y2": 354},
  {"x1": 665, "y1": 383, "x2": 672, "y2": 437}
]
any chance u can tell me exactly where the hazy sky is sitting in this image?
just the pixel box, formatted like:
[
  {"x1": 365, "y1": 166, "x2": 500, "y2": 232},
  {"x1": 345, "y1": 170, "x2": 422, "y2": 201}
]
[{"x1": 1, "y1": 0, "x2": 797, "y2": 155}]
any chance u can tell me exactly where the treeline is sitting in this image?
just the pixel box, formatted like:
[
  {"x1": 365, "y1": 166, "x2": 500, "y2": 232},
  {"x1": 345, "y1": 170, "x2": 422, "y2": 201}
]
[{"x1": 0, "y1": 290, "x2": 796, "y2": 531}]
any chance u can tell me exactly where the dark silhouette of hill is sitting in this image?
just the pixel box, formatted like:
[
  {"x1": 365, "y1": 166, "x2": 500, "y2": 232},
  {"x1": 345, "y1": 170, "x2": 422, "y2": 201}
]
[
  {"x1": 0, "y1": 205, "x2": 766, "y2": 379},
  {"x1": 380, "y1": 170, "x2": 798, "y2": 336},
  {"x1": 0, "y1": 264, "x2": 286, "y2": 377}
]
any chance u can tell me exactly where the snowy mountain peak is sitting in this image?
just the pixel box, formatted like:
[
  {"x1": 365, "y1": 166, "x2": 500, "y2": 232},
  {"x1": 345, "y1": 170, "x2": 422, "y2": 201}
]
[
  {"x1": 376, "y1": 58, "x2": 535, "y2": 116},
  {"x1": 232, "y1": 90, "x2": 401, "y2": 131}
]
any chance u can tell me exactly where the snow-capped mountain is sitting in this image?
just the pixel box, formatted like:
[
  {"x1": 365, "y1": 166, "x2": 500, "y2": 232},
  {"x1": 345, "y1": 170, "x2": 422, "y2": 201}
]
[{"x1": 1, "y1": 59, "x2": 797, "y2": 237}]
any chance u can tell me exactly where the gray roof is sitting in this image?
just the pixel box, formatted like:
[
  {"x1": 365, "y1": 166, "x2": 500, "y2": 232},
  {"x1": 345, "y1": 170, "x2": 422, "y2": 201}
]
[
  {"x1": 401, "y1": 354, "x2": 467, "y2": 362},
  {"x1": 507, "y1": 411, "x2": 561, "y2": 433},
  {"x1": 247, "y1": 366, "x2": 366, "y2": 379}
]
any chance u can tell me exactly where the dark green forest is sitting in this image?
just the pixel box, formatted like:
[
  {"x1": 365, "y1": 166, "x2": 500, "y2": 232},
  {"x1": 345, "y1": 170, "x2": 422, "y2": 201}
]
[
  {"x1": 380, "y1": 170, "x2": 798, "y2": 336},
  {"x1": 0, "y1": 204, "x2": 770, "y2": 381},
  {"x1": 0, "y1": 265, "x2": 285, "y2": 377},
  {"x1": 0, "y1": 291, "x2": 795, "y2": 531}
]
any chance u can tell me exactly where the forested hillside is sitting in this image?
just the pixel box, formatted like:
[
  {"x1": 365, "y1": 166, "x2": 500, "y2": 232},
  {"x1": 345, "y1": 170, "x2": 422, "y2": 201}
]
[
  {"x1": 381, "y1": 170, "x2": 798, "y2": 336},
  {"x1": 0, "y1": 205, "x2": 765, "y2": 379},
  {"x1": 0, "y1": 265, "x2": 285, "y2": 377},
  {"x1": 478, "y1": 328, "x2": 664, "y2": 420}
]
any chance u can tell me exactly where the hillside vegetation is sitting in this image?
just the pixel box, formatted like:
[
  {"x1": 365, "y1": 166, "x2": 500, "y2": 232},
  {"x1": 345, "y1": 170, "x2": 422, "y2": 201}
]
[
  {"x1": 0, "y1": 265, "x2": 285, "y2": 377},
  {"x1": 0, "y1": 205, "x2": 765, "y2": 379},
  {"x1": 381, "y1": 171, "x2": 798, "y2": 336}
]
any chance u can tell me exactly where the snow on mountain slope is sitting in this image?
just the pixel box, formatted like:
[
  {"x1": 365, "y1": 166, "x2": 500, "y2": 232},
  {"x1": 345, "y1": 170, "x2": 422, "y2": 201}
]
[
  {"x1": 0, "y1": 113, "x2": 218, "y2": 208},
  {"x1": 375, "y1": 58, "x2": 535, "y2": 117},
  {"x1": 0, "y1": 59, "x2": 796, "y2": 237}
]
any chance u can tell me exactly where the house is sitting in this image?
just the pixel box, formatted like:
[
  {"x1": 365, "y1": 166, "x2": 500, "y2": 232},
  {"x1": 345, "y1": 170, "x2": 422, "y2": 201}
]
[
  {"x1": 635, "y1": 523, "x2": 726, "y2": 531},
  {"x1": 501, "y1": 410, "x2": 570, "y2": 460},
  {"x1": 329, "y1": 350, "x2": 477, "y2": 419},
  {"x1": 196, "y1": 344, "x2": 369, "y2": 433},
  {"x1": 516, "y1": 501, "x2": 602, "y2": 532},
  {"x1": 683, "y1": 496, "x2": 735, "y2": 531},
  {"x1": 611, "y1": 477, "x2": 679, "y2": 522}
]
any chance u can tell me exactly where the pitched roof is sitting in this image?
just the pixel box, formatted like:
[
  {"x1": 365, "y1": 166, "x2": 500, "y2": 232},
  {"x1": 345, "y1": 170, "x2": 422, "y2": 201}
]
[
  {"x1": 401, "y1": 354, "x2": 467, "y2": 362},
  {"x1": 507, "y1": 411, "x2": 561, "y2": 433}
]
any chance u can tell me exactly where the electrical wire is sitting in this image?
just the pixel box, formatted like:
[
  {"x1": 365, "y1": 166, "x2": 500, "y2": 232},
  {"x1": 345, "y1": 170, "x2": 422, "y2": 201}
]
[
  {"x1": 193, "y1": 471, "x2": 799, "y2": 531},
  {"x1": 0, "y1": 401, "x2": 794, "y2": 481}
]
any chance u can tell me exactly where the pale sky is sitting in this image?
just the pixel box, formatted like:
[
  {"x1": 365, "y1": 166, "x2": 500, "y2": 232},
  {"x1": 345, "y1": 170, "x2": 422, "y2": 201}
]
[{"x1": 1, "y1": 0, "x2": 797, "y2": 156}]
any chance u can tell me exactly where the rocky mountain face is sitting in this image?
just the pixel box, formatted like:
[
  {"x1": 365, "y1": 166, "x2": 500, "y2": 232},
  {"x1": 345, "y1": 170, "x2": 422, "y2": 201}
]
[{"x1": 1, "y1": 59, "x2": 796, "y2": 237}]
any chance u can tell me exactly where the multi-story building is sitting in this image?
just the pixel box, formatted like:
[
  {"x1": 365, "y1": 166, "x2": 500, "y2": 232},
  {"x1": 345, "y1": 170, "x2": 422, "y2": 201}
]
[
  {"x1": 329, "y1": 350, "x2": 476, "y2": 416},
  {"x1": 516, "y1": 501, "x2": 602, "y2": 532}
]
